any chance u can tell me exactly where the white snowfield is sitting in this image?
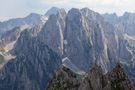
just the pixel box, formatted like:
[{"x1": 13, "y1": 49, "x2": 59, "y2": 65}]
[
  {"x1": 62, "y1": 57, "x2": 86, "y2": 75},
  {"x1": 124, "y1": 34, "x2": 135, "y2": 40},
  {"x1": 63, "y1": 39, "x2": 68, "y2": 45}
]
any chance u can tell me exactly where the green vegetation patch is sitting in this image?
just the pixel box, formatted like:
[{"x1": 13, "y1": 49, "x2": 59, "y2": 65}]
[
  {"x1": 0, "y1": 54, "x2": 4, "y2": 63},
  {"x1": 1, "y1": 48, "x2": 5, "y2": 53}
]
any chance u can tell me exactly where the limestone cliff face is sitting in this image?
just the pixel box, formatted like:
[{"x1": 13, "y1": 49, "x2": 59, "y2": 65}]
[
  {"x1": 47, "y1": 63, "x2": 135, "y2": 90},
  {"x1": 65, "y1": 8, "x2": 109, "y2": 72},
  {"x1": 65, "y1": 8, "x2": 133, "y2": 74},
  {"x1": 0, "y1": 30, "x2": 62, "y2": 90},
  {"x1": 39, "y1": 9, "x2": 66, "y2": 56}
]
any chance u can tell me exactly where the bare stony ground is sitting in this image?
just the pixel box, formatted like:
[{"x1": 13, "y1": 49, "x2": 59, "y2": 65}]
[{"x1": 0, "y1": 41, "x2": 16, "y2": 68}]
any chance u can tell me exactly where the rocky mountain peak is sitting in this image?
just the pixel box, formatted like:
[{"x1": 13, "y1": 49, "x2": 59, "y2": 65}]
[
  {"x1": 102, "y1": 12, "x2": 118, "y2": 25},
  {"x1": 114, "y1": 62, "x2": 122, "y2": 68},
  {"x1": 45, "y1": 7, "x2": 59, "y2": 16},
  {"x1": 121, "y1": 12, "x2": 135, "y2": 20},
  {"x1": 103, "y1": 62, "x2": 135, "y2": 90},
  {"x1": 47, "y1": 63, "x2": 135, "y2": 90},
  {"x1": 89, "y1": 63, "x2": 102, "y2": 75},
  {"x1": 66, "y1": 8, "x2": 82, "y2": 21},
  {"x1": 81, "y1": 7, "x2": 105, "y2": 22},
  {"x1": 0, "y1": 12, "x2": 48, "y2": 36},
  {"x1": 49, "y1": 14, "x2": 58, "y2": 22},
  {"x1": 27, "y1": 13, "x2": 41, "y2": 18},
  {"x1": 103, "y1": 12, "x2": 118, "y2": 17},
  {"x1": 123, "y1": 12, "x2": 131, "y2": 17},
  {"x1": 81, "y1": 7, "x2": 96, "y2": 16},
  {"x1": 87, "y1": 63, "x2": 103, "y2": 90},
  {"x1": 46, "y1": 67, "x2": 80, "y2": 90},
  {"x1": 112, "y1": 12, "x2": 117, "y2": 16},
  {"x1": 56, "y1": 8, "x2": 66, "y2": 34},
  {"x1": 57, "y1": 8, "x2": 66, "y2": 17},
  {"x1": 39, "y1": 8, "x2": 65, "y2": 56}
]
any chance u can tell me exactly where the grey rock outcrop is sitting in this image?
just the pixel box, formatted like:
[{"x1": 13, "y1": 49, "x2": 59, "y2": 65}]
[
  {"x1": 47, "y1": 63, "x2": 135, "y2": 90},
  {"x1": 46, "y1": 67, "x2": 80, "y2": 90},
  {"x1": 102, "y1": 63, "x2": 135, "y2": 90},
  {"x1": 79, "y1": 64, "x2": 103, "y2": 90}
]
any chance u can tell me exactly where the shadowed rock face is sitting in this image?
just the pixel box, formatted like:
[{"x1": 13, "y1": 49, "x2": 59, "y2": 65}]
[
  {"x1": 102, "y1": 63, "x2": 135, "y2": 90},
  {"x1": 47, "y1": 63, "x2": 135, "y2": 90},
  {"x1": 0, "y1": 30, "x2": 62, "y2": 90},
  {"x1": 46, "y1": 67, "x2": 80, "y2": 90}
]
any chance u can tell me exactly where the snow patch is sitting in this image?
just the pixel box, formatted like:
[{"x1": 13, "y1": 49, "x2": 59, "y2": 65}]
[
  {"x1": 120, "y1": 61, "x2": 130, "y2": 66},
  {"x1": 63, "y1": 39, "x2": 68, "y2": 45},
  {"x1": 65, "y1": 49, "x2": 67, "y2": 52},
  {"x1": 62, "y1": 57, "x2": 86, "y2": 75},
  {"x1": 41, "y1": 16, "x2": 48, "y2": 23},
  {"x1": 124, "y1": 34, "x2": 135, "y2": 40},
  {"x1": 62, "y1": 57, "x2": 70, "y2": 62}
]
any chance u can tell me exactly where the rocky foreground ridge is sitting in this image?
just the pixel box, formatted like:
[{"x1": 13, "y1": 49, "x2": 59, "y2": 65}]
[{"x1": 47, "y1": 63, "x2": 135, "y2": 90}]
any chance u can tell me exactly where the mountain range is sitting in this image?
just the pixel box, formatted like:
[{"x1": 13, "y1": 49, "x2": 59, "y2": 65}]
[{"x1": 0, "y1": 7, "x2": 135, "y2": 90}]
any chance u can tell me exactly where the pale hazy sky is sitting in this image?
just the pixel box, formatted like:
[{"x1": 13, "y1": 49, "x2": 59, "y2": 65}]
[{"x1": 0, "y1": 0, "x2": 135, "y2": 21}]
